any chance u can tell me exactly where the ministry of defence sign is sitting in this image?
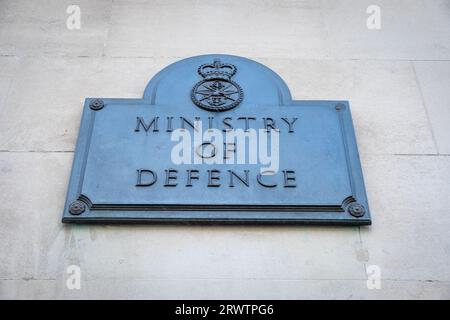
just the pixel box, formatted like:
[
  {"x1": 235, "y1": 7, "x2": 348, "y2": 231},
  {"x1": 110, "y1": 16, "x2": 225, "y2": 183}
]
[{"x1": 62, "y1": 54, "x2": 371, "y2": 225}]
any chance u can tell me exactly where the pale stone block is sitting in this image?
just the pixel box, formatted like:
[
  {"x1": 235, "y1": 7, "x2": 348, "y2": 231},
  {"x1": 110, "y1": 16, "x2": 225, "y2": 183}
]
[
  {"x1": 104, "y1": 0, "x2": 450, "y2": 60},
  {"x1": 67, "y1": 224, "x2": 363, "y2": 282},
  {"x1": 2, "y1": 278, "x2": 449, "y2": 299},
  {"x1": 360, "y1": 155, "x2": 450, "y2": 281},
  {"x1": 105, "y1": 0, "x2": 328, "y2": 59},
  {"x1": 0, "y1": 57, "x2": 174, "y2": 151},
  {"x1": 0, "y1": 78, "x2": 12, "y2": 115},
  {"x1": 75, "y1": 278, "x2": 449, "y2": 299},
  {"x1": 0, "y1": 0, "x2": 112, "y2": 57},
  {"x1": 0, "y1": 152, "x2": 71, "y2": 279},
  {"x1": 414, "y1": 61, "x2": 450, "y2": 154},
  {"x1": 0, "y1": 280, "x2": 58, "y2": 299},
  {"x1": 0, "y1": 57, "x2": 20, "y2": 114},
  {"x1": 322, "y1": 0, "x2": 450, "y2": 60}
]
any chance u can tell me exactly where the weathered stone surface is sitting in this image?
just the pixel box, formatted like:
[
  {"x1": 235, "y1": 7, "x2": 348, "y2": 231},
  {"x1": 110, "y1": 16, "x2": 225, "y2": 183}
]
[
  {"x1": 105, "y1": 0, "x2": 327, "y2": 59},
  {"x1": 1, "y1": 279, "x2": 449, "y2": 299},
  {"x1": 1, "y1": 0, "x2": 449, "y2": 60},
  {"x1": 0, "y1": 152, "x2": 71, "y2": 280},
  {"x1": 0, "y1": 0, "x2": 112, "y2": 57},
  {"x1": 414, "y1": 61, "x2": 450, "y2": 154},
  {"x1": 323, "y1": 0, "x2": 450, "y2": 60},
  {"x1": 104, "y1": 0, "x2": 450, "y2": 60},
  {"x1": 0, "y1": 57, "x2": 175, "y2": 151},
  {"x1": 361, "y1": 155, "x2": 450, "y2": 281}
]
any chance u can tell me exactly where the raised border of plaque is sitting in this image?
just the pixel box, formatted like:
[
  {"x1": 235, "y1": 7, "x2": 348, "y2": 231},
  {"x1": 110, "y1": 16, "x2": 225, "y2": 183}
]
[{"x1": 62, "y1": 54, "x2": 371, "y2": 225}]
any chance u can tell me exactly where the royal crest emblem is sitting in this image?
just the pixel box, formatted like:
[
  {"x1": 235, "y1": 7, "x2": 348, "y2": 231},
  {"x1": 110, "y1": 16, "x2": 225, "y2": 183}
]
[{"x1": 191, "y1": 59, "x2": 243, "y2": 112}]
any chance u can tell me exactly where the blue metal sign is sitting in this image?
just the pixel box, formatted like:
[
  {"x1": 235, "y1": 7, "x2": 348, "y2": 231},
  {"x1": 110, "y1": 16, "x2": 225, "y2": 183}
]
[{"x1": 63, "y1": 54, "x2": 371, "y2": 225}]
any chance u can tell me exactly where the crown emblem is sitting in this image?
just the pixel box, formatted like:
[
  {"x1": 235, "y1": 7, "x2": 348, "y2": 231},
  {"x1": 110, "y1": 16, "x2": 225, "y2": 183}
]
[
  {"x1": 198, "y1": 59, "x2": 237, "y2": 80},
  {"x1": 191, "y1": 59, "x2": 243, "y2": 112}
]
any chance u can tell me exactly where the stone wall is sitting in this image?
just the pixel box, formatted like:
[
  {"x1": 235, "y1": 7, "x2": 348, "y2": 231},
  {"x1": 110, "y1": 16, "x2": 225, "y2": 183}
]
[{"x1": 0, "y1": 0, "x2": 449, "y2": 299}]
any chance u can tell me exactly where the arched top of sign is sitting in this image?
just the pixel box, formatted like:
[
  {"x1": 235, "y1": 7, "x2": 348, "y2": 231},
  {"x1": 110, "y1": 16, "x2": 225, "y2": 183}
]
[{"x1": 143, "y1": 54, "x2": 293, "y2": 108}]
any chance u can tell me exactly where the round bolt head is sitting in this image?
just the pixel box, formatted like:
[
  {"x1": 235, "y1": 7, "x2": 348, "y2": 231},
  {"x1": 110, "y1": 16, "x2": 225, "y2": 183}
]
[
  {"x1": 348, "y1": 202, "x2": 366, "y2": 217},
  {"x1": 89, "y1": 99, "x2": 104, "y2": 110},
  {"x1": 335, "y1": 103, "x2": 346, "y2": 111},
  {"x1": 69, "y1": 200, "x2": 86, "y2": 215}
]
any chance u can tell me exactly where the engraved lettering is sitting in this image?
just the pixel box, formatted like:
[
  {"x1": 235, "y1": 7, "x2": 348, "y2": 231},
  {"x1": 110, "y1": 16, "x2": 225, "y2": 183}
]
[
  {"x1": 196, "y1": 142, "x2": 216, "y2": 159},
  {"x1": 135, "y1": 116, "x2": 159, "y2": 132},
  {"x1": 263, "y1": 117, "x2": 277, "y2": 131},
  {"x1": 283, "y1": 170, "x2": 296, "y2": 187},
  {"x1": 136, "y1": 169, "x2": 157, "y2": 187},
  {"x1": 164, "y1": 169, "x2": 178, "y2": 187},
  {"x1": 223, "y1": 142, "x2": 236, "y2": 160},
  {"x1": 281, "y1": 117, "x2": 298, "y2": 133},
  {"x1": 228, "y1": 170, "x2": 250, "y2": 187},
  {"x1": 208, "y1": 117, "x2": 214, "y2": 130},
  {"x1": 222, "y1": 117, "x2": 233, "y2": 132},
  {"x1": 186, "y1": 169, "x2": 199, "y2": 187},
  {"x1": 237, "y1": 117, "x2": 256, "y2": 131},
  {"x1": 257, "y1": 172, "x2": 277, "y2": 188},
  {"x1": 180, "y1": 117, "x2": 200, "y2": 131},
  {"x1": 207, "y1": 169, "x2": 221, "y2": 187},
  {"x1": 166, "y1": 116, "x2": 174, "y2": 132}
]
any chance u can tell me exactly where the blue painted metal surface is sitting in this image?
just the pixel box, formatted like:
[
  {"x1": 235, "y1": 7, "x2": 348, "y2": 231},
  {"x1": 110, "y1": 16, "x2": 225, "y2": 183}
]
[{"x1": 62, "y1": 54, "x2": 371, "y2": 225}]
